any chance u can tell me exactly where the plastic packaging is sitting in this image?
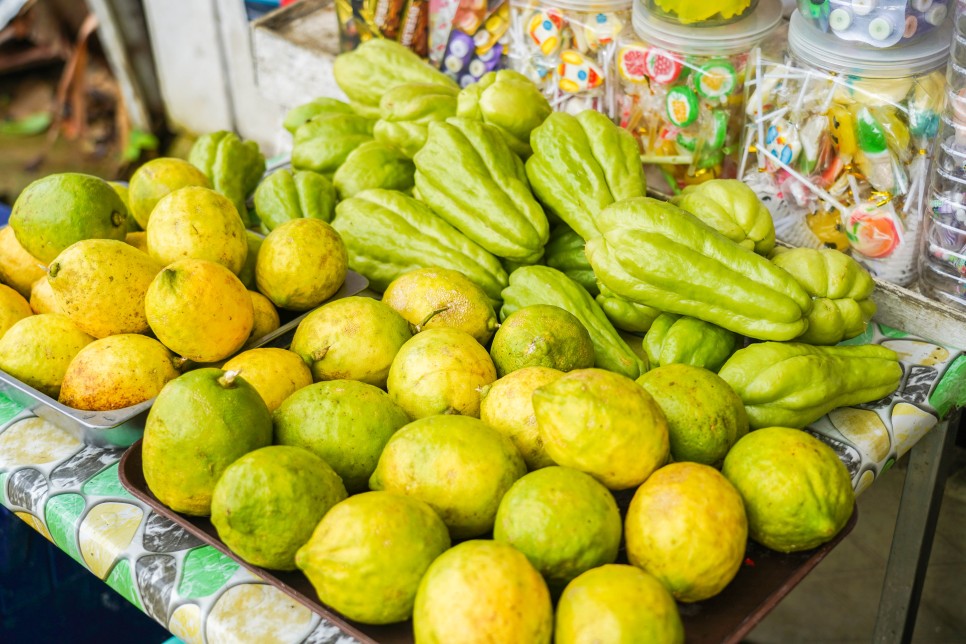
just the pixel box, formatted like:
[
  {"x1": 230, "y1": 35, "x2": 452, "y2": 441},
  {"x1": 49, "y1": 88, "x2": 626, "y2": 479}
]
[
  {"x1": 335, "y1": 0, "x2": 432, "y2": 56},
  {"x1": 643, "y1": 0, "x2": 759, "y2": 26},
  {"x1": 920, "y1": 4, "x2": 966, "y2": 307},
  {"x1": 618, "y1": 0, "x2": 782, "y2": 193},
  {"x1": 507, "y1": 0, "x2": 632, "y2": 116},
  {"x1": 740, "y1": 11, "x2": 949, "y2": 286},
  {"x1": 795, "y1": 0, "x2": 949, "y2": 49},
  {"x1": 431, "y1": 0, "x2": 510, "y2": 85}
]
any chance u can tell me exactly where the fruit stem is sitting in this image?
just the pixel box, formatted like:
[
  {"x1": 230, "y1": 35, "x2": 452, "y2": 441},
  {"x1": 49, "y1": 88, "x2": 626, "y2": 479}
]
[
  {"x1": 47, "y1": 262, "x2": 60, "y2": 278},
  {"x1": 111, "y1": 211, "x2": 126, "y2": 228},
  {"x1": 218, "y1": 370, "x2": 240, "y2": 388},
  {"x1": 415, "y1": 307, "x2": 450, "y2": 332}
]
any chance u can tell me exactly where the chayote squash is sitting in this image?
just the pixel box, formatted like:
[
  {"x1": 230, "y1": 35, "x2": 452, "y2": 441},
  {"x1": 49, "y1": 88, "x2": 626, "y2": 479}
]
[
  {"x1": 456, "y1": 70, "x2": 552, "y2": 158},
  {"x1": 373, "y1": 83, "x2": 459, "y2": 158},
  {"x1": 672, "y1": 179, "x2": 776, "y2": 256},
  {"x1": 331, "y1": 189, "x2": 507, "y2": 305},
  {"x1": 771, "y1": 247, "x2": 877, "y2": 345},
  {"x1": 526, "y1": 111, "x2": 646, "y2": 241},
  {"x1": 283, "y1": 98, "x2": 357, "y2": 135},
  {"x1": 333, "y1": 39, "x2": 458, "y2": 118},
  {"x1": 253, "y1": 168, "x2": 336, "y2": 231},
  {"x1": 544, "y1": 225, "x2": 598, "y2": 296},
  {"x1": 188, "y1": 131, "x2": 265, "y2": 227},
  {"x1": 643, "y1": 313, "x2": 738, "y2": 372},
  {"x1": 500, "y1": 265, "x2": 646, "y2": 379},
  {"x1": 595, "y1": 284, "x2": 661, "y2": 334},
  {"x1": 291, "y1": 113, "x2": 375, "y2": 177},
  {"x1": 414, "y1": 117, "x2": 549, "y2": 264},
  {"x1": 585, "y1": 198, "x2": 813, "y2": 342},
  {"x1": 332, "y1": 141, "x2": 416, "y2": 200},
  {"x1": 717, "y1": 342, "x2": 902, "y2": 429}
]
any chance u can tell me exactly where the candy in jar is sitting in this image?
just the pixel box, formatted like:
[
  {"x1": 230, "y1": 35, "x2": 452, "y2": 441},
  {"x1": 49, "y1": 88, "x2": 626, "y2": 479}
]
[
  {"x1": 617, "y1": 0, "x2": 782, "y2": 194},
  {"x1": 435, "y1": 0, "x2": 511, "y2": 87},
  {"x1": 507, "y1": 0, "x2": 632, "y2": 117},
  {"x1": 740, "y1": 12, "x2": 949, "y2": 286}
]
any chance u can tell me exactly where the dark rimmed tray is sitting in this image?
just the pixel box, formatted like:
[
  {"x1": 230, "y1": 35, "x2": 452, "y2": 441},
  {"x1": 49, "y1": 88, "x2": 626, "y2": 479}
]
[
  {"x1": 118, "y1": 440, "x2": 857, "y2": 643},
  {"x1": 0, "y1": 270, "x2": 368, "y2": 448}
]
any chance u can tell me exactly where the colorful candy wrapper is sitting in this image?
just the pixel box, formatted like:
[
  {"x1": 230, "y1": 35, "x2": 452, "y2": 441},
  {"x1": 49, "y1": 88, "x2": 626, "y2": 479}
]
[
  {"x1": 400, "y1": 0, "x2": 431, "y2": 57},
  {"x1": 439, "y1": 0, "x2": 509, "y2": 85}
]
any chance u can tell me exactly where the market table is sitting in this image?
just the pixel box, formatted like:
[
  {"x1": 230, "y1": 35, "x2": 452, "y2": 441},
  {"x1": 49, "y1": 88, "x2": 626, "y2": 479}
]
[{"x1": 0, "y1": 322, "x2": 962, "y2": 643}]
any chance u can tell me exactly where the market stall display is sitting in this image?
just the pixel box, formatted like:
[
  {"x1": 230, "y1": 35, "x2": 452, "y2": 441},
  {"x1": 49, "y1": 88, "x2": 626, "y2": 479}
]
[{"x1": 1, "y1": 12, "x2": 965, "y2": 643}]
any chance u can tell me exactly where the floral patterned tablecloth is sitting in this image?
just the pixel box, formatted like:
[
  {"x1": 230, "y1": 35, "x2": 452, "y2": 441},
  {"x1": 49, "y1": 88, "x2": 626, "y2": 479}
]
[{"x1": 0, "y1": 322, "x2": 962, "y2": 643}]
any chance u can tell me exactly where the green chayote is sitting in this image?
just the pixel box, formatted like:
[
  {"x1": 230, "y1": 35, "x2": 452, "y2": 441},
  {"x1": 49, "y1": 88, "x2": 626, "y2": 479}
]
[
  {"x1": 500, "y1": 266, "x2": 645, "y2": 379},
  {"x1": 585, "y1": 198, "x2": 812, "y2": 342},
  {"x1": 526, "y1": 111, "x2": 646, "y2": 241},
  {"x1": 596, "y1": 283, "x2": 660, "y2": 333},
  {"x1": 373, "y1": 83, "x2": 459, "y2": 158},
  {"x1": 718, "y1": 342, "x2": 902, "y2": 429},
  {"x1": 332, "y1": 141, "x2": 416, "y2": 200},
  {"x1": 771, "y1": 247, "x2": 877, "y2": 345},
  {"x1": 188, "y1": 131, "x2": 266, "y2": 227},
  {"x1": 253, "y1": 168, "x2": 336, "y2": 231},
  {"x1": 457, "y1": 70, "x2": 552, "y2": 158},
  {"x1": 291, "y1": 113, "x2": 374, "y2": 177},
  {"x1": 672, "y1": 179, "x2": 776, "y2": 256},
  {"x1": 333, "y1": 39, "x2": 457, "y2": 117},
  {"x1": 544, "y1": 225, "x2": 599, "y2": 296},
  {"x1": 642, "y1": 313, "x2": 738, "y2": 373},
  {"x1": 283, "y1": 98, "x2": 357, "y2": 135},
  {"x1": 414, "y1": 117, "x2": 549, "y2": 264}
]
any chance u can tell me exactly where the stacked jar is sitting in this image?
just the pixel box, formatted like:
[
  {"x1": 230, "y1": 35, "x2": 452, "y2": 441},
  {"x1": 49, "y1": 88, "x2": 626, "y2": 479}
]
[
  {"x1": 740, "y1": 10, "x2": 949, "y2": 286},
  {"x1": 617, "y1": 0, "x2": 782, "y2": 194},
  {"x1": 795, "y1": 0, "x2": 949, "y2": 49},
  {"x1": 920, "y1": 1, "x2": 966, "y2": 306},
  {"x1": 506, "y1": 0, "x2": 633, "y2": 117}
]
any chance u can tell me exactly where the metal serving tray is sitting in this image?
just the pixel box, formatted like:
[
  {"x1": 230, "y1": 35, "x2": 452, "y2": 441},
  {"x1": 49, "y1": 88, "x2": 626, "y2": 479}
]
[{"x1": 0, "y1": 270, "x2": 368, "y2": 448}]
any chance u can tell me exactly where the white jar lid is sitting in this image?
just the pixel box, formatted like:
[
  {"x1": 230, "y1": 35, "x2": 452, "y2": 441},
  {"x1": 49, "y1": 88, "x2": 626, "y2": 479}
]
[
  {"x1": 788, "y1": 9, "x2": 951, "y2": 78},
  {"x1": 632, "y1": 0, "x2": 783, "y2": 55},
  {"x1": 524, "y1": 0, "x2": 633, "y2": 12}
]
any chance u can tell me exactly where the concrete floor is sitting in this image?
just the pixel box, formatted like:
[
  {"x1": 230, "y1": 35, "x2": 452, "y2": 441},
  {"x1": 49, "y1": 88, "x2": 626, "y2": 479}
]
[{"x1": 747, "y1": 446, "x2": 966, "y2": 643}]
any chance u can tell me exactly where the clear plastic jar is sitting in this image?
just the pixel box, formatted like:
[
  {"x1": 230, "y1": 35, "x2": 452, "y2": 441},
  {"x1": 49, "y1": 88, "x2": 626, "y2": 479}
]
[
  {"x1": 795, "y1": 0, "x2": 950, "y2": 49},
  {"x1": 618, "y1": 0, "x2": 782, "y2": 193},
  {"x1": 644, "y1": 0, "x2": 759, "y2": 26},
  {"x1": 740, "y1": 11, "x2": 949, "y2": 286},
  {"x1": 507, "y1": 0, "x2": 633, "y2": 116}
]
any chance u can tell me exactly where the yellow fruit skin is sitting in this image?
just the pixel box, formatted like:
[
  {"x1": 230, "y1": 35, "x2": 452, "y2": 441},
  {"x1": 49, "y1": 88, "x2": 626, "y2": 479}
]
[
  {"x1": 296, "y1": 491, "x2": 450, "y2": 624},
  {"x1": 145, "y1": 259, "x2": 254, "y2": 362},
  {"x1": 255, "y1": 218, "x2": 347, "y2": 311},
  {"x1": 246, "y1": 291, "x2": 280, "y2": 346},
  {"x1": 222, "y1": 348, "x2": 311, "y2": 412},
  {"x1": 532, "y1": 368, "x2": 669, "y2": 490},
  {"x1": 147, "y1": 186, "x2": 248, "y2": 275},
  {"x1": 0, "y1": 226, "x2": 46, "y2": 298},
  {"x1": 625, "y1": 462, "x2": 748, "y2": 602},
  {"x1": 142, "y1": 368, "x2": 272, "y2": 516},
  {"x1": 637, "y1": 363, "x2": 749, "y2": 468},
  {"x1": 722, "y1": 426, "x2": 855, "y2": 553},
  {"x1": 290, "y1": 296, "x2": 412, "y2": 388},
  {"x1": 58, "y1": 334, "x2": 180, "y2": 411},
  {"x1": 47, "y1": 239, "x2": 162, "y2": 338},
  {"x1": 479, "y1": 366, "x2": 562, "y2": 470},
  {"x1": 555, "y1": 564, "x2": 684, "y2": 644},
  {"x1": 370, "y1": 415, "x2": 526, "y2": 539},
  {"x1": 490, "y1": 304, "x2": 596, "y2": 377},
  {"x1": 29, "y1": 276, "x2": 61, "y2": 315},
  {"x1": 388, "y1": 328, "x2": 497, "y2": 419},
  {"x1": 413, "y1": 540, "x2": 552, "y2": 644},
  {"x1": 212, "y1": 445, "x2": 347, "y2": 571},
  {"x1": 0, "y1": 283, "x2": 33, "y2": 339},
  {"x1": 125, "y1": 231, "x2": 149, "y2": 253},
  {"x1": 382, "y1": 267, "x2": 498, "y2": 344},
  {"x1": 128, "y1": 157, "x2": 211, "y2": 228},
  {"x1": 0, "y1": 314, "x2": 94, "y2": 397}
]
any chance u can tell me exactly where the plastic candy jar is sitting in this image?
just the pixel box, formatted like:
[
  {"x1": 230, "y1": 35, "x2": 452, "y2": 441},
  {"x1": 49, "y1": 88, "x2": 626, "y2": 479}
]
[
  {"x1": 506, "y1": 0, "x2": 633, "y2": 116},
  {"x1": 795, "y1": 0, "x2": 949, "y2": 49},
  {"x1": 740, "y1": 11, "x2": 949, "y2": 286},
  {"x1": 618, "y1": 0, "x2": 782, "y2": 193},
  {"x1": 643, "y1": 0, "x2": 759, "y2": 25}
]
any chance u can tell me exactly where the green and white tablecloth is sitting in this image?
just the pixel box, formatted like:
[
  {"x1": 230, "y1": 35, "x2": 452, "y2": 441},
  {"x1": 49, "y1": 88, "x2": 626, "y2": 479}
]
[{"x1": 0, "y1": 323, "x2": 963, "y2": 643}]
